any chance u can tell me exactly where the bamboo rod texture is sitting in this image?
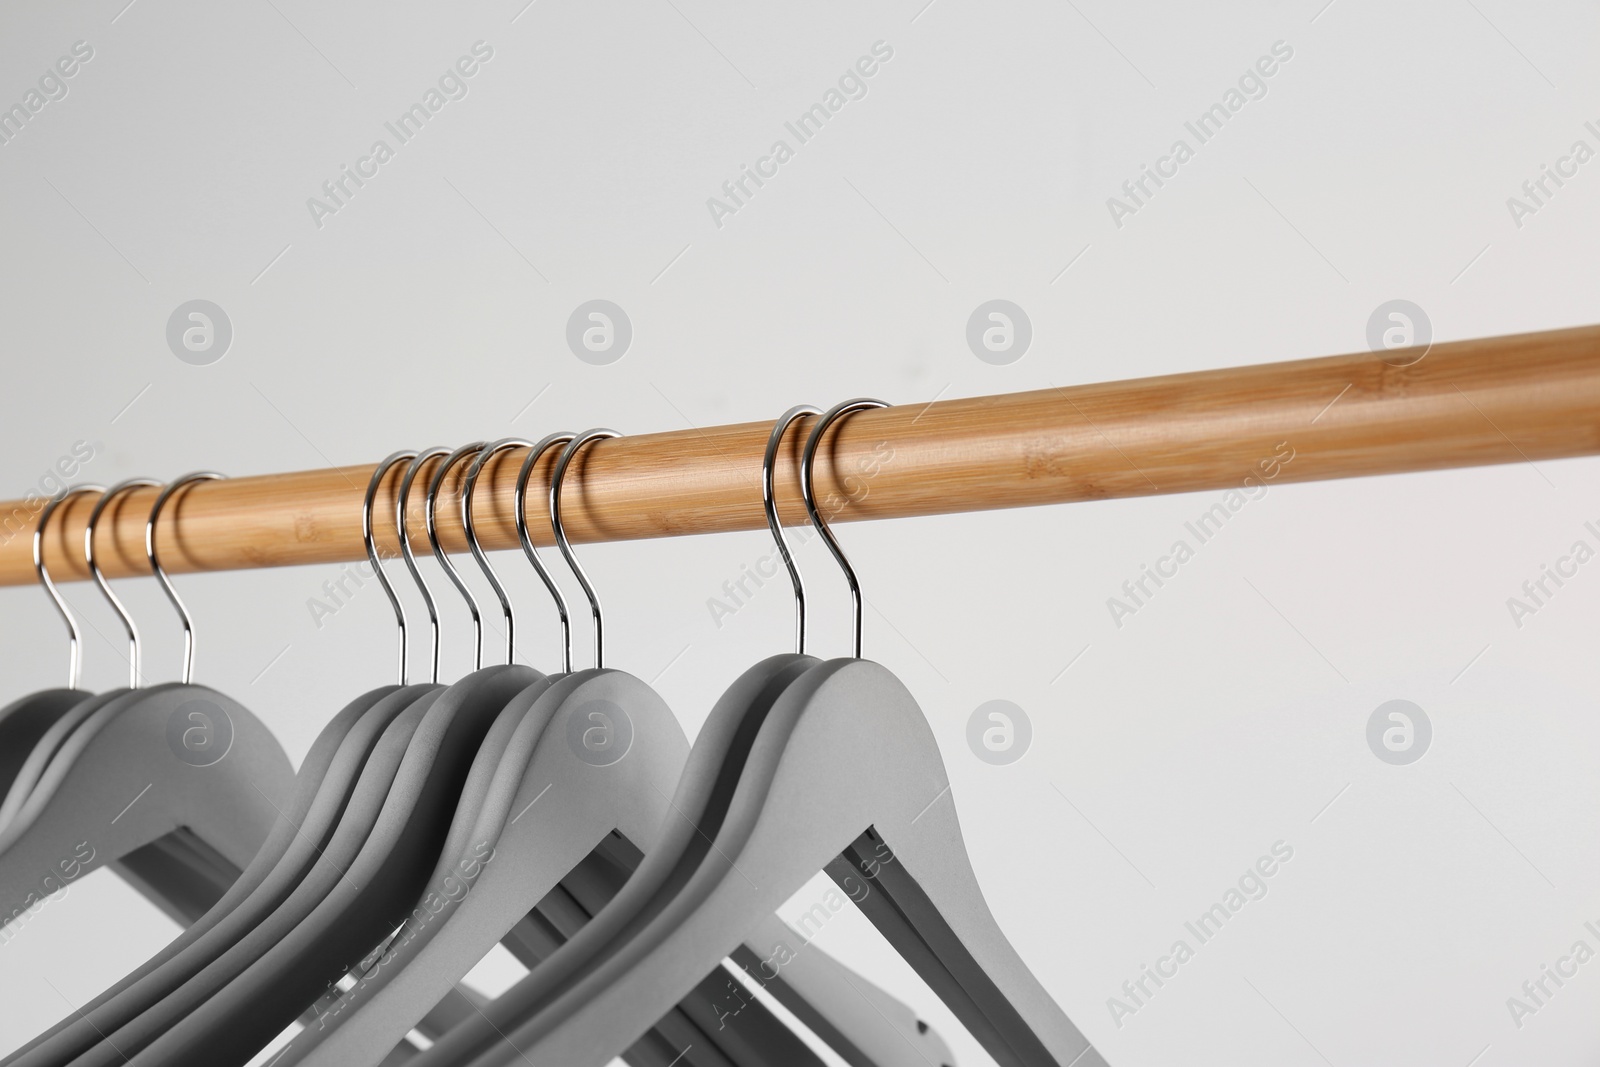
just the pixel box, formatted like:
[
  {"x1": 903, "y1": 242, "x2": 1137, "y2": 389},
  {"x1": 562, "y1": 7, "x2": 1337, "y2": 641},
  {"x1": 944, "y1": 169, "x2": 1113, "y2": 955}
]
[{"x1": 3, "y1": 323, "x2": 1599, "y2": 587}]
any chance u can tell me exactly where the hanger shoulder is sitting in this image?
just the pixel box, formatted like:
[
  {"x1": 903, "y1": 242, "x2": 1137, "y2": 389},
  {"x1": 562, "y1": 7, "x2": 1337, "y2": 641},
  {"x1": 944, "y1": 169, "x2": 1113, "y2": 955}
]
[
  {"x1": 277, "y1": 673, "x2": 558, "y2": 1063},
  {"x1": 0, "y1": 684, "x2": 293, "y2": 920},
  {"x1": 404, "y1": 654, "x2": 816, "y2": 1067},
  {"x1": 73, "y1": 685, "x2": 443, "y2": 1067},
  {"x1": 0, "y1": 688, "x2": 91, "y2": 800},
  {"x1": 499, "y1": 659, "x2": 1104, "y2": 1067},
  {"x1": 0, "y1": 688, "x2": 127, "y2": 835},
  {"x1": 128, "y1": 666, "x2": 543, "y2": 1067},
  {"x1": 4, "y1": 685, "x2": 403, "y2": 1067},
  {"x1": 290, "y1": 668, "x2": 686, "y2": 1067}
]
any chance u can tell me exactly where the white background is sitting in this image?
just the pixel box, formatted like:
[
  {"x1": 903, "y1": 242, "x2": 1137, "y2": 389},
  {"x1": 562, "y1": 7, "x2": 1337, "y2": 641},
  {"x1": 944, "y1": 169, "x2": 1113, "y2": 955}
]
[{"x1": 1, "y1": 1, "x2": 1598, "y2": 1064}]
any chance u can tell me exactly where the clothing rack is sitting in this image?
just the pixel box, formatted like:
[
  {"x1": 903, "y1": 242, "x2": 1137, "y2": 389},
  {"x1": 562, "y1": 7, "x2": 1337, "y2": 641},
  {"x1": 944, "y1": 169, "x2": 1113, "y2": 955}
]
[{"x1": 5, "y1": 322, "x2": 1598, "y2": 587}]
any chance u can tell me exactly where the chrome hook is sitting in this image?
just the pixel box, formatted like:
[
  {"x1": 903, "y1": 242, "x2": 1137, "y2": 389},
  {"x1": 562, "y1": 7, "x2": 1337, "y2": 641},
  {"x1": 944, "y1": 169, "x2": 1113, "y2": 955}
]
[
  {"x1": 514, "y1": 433, "x2": 577, "y2": 672},
  {"x1": 800, "y1": 399, "x2": 888, "y2": 659},
  {"x1": 425, "y1": 442, "x2": 489, "y2": 672},
  {"x1": 549, "y1": 428, "x2": 618, "y2": 669},
  {"x1": 464, "y1": 436, "x2": 577, "y2": 668},
  {"x1": 86, "y1": 478, "x2": 162, "y2": 688},
  {"x1": 463, "y1": 439, "x2": 525, "y2": 667},
  {"x1": 35, "y1": 484, "x2": 106, "y2": 690},
  {"x1": 398, "y1": 447, "x2": 451, "y2": 684},
  {"x1": 764, "y1": 405, "x2": 819, "y2": 654},
  {"x1": 366, "y1": 452, "x2": 418, "y2": 685},
  {"x1": 147, "y1": 471, "x2": 222, "y2": 685}
]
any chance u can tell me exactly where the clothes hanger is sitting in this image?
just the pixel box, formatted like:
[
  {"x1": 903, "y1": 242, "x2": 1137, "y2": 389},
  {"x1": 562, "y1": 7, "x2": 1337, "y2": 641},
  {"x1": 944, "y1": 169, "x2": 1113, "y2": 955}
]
[
  {"x1": 295, "y1": 435, "x2": 572, "y2": 1048},
  {"x1": 11, "y1": 462, "x2": 417, "y2": 1067},
  {"x1": 0, "y1": 476, "x2": 296, "y2": 929},
  {"x1": 122, "y1": 443, "x2": 547, "y2": 1067},
  {"x1": 267, "y1": 431, "x2": 749, "y2": 1067},
  {"x1": 0, "y1": 480, "x2": 180, "y2": 842},
  {"x1": 459, "y1": 399, "x2": 1107, "y2": 1067},
  {"x1": 269, "y1": 432, "x2": 708, "y2": 1067},
  {"x1": 109, "y1": 473, "x2": 285, "y2": 924},
  {"x1": 397, "y1": 422, "x2": 811, "y2": 1067},
  {"x1": 382, "y1": 417, "x2": 953, "y2": 1067},
  {"x1": 270, "y1": 435, "x2": 565, "y2": 1057},
  {"x1": 288, "y1": 427, "x2": 800, "y2": 1067},
  {"x1": 344, "y1": 433, "x2": 855, "y2": 1067},
  {"x1": 0, "y1": 488, "x2": 109, "y2": 804},
  {"x1": 477, "y1": 437, "x2": 772, "y2": 1067},
  {"x1": 41, "y1": 456, "x2": 456, "y2": 1067},
  {"x1": 0, "y1": 486, "x2": 120, "y2": 830}
]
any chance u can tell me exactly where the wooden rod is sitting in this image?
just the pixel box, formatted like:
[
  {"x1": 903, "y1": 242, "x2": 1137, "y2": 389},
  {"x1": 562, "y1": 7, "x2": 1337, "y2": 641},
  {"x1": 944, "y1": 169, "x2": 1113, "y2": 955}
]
[{"x1": 3, "y1": 323, "x2": 1599, "y2": 587}]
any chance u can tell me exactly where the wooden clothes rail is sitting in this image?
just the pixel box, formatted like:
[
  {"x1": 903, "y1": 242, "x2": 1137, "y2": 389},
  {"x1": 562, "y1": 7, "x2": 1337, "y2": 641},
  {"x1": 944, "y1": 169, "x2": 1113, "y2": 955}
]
[{"x1": 4, "y1": 323, "x2": 1599, "y2": 587}]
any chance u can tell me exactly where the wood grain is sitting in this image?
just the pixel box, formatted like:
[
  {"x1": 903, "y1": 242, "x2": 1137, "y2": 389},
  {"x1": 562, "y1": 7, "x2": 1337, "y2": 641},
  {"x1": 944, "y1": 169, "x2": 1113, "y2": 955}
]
[{"x1": 3, "y1": 323, "x2": 1598, "y2": 585}]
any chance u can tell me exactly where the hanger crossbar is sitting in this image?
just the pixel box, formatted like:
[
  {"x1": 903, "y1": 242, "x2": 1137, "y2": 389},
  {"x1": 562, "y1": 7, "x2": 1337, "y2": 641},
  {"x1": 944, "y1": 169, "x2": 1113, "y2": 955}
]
[{"x1": 4, "y1": 322, "x2": 1597, "y2": 586}]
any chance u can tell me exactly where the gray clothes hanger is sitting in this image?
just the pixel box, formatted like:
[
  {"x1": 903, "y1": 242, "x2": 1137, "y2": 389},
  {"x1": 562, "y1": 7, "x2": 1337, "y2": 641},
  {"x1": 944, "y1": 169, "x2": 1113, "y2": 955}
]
[
  {"x1": 4, "y1": 687, "x2": 399, "y2": 1067},
  {"x1": 69, "y1": 448, "x2": 510, "y2": 1066},
  {"x1": 79, "y1": 475, "x2": 268, "y2": 928},
  {"x1": 330, "y1": 429, "x2": 812, "y2": 1067},
  {"x1": 0, "y1": 488, "x2": 105, "y2": 801},
  {"x1": 124, "y1": 684, "x2": 534, "y2": 1067},
  {"x1": 58, "y1": 449, "x2": 538, "y2": 1067},
  {"x1": 458, "y1": 400, "x2": 1106, "y2": 1067},
  {"x1": 396, "y1": 416, "x2": 953, "y2": 1067},
  {"x1": 274, "y1": 433, "x2": 829, "y2": 1067},
  {"x1": 0, "y1": 691, "x2": 89, "y2": 809},
  {"x1": 74, "y1": 684, "x2": 448, "y2": 1067},
  {"x1": 0, "y1": 477, "x2": 295, "y2": 928},
  {"x1": 2, "y1": 480, "x2": 281, "y2": 933},
  {"x1": 284, "y1": 666, "x2": 700, "y2": 1063},
  {"x1": 0, "y1": 486, "x2": 113, "y2": 829},
  {"x1": 488, "y1": 836, "x2": 955, "y2": 1067},
  {"x1": 496, "y1": 656, "x2": 1101, "y2": 1067},
  {"x1": 275, "y1": 436, "x2": 571, "y2": 1045},
  {"x1": 0, "y1": 689, "x2": 86, "y2": 814},
  {"x1": 4, "y1": 462, "x2": 428, "y2": 1067},
  {"x1": 120, "y1": 444, "x2": 548, "y2": 1067},
  {"x1": 309, "y1": 436, "x2": 790, "y2": 1067},
  {"x1": 0, "y1": 689, "x2": 131, "y2": 834},
  {"x1": 0, "y1": 481, "x2": 189, "y2": 840}
]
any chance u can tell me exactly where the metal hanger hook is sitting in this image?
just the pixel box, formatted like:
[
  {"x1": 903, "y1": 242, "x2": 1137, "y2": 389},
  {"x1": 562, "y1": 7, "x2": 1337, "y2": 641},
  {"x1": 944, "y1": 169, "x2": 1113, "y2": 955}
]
[
  {"x1": 514, "y1": 433, "x2": 576, "y2": 673},
  {"x1": 398, "y1": 447, "x2": 451, "y2": 684},
  {"x1": 464, "y1": 437, "x2": 567, "y2": 668},
  {"x1": 366, "y1": 451, "x2": 418, "y2": 685},
  {"x1": 86, "y1": 478, "x2": 163, "y2": 689},
  {"x1": 463, "y1": 439, "x2": 523, "y2": 666},
  {"x1": 35, "y1": 484, "x2": 106, "y2": 690},
  {"x1": 764, "y1": 405, "x2": 819, "y2": 654},
  {"x1": 549, "y1": 428, "x2": 619, "y2": 670},
  {"x1": 426, "y1": 442, "x2": 489, "y2": 672},
  {"x1": 800, "y1": 398, "x2": 889, "y2": 659},
  {"x1": 147, "y1": 471, "x2": 223, "y2": 685}
]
